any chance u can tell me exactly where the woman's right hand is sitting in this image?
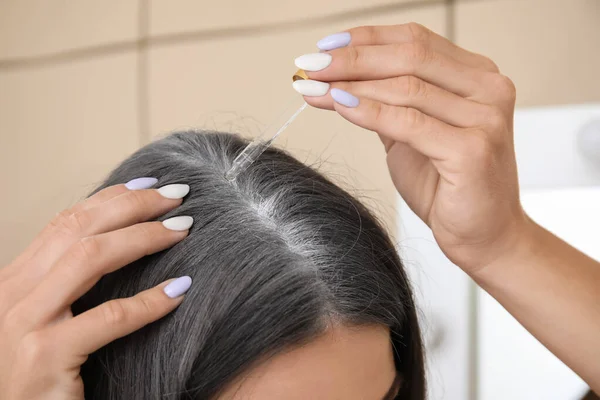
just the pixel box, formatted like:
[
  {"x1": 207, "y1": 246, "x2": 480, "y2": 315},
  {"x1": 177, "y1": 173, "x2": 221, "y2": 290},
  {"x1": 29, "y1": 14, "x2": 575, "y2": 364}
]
[
  {"x1": 298, "y1": 24, "x2": 529, "y2": 274},
  {"x1": 0, "y1": 178, "x2": 193, "y2": 400},
  {"x1": 298, "y1": 24, "x2": 600, "y2": 391}
]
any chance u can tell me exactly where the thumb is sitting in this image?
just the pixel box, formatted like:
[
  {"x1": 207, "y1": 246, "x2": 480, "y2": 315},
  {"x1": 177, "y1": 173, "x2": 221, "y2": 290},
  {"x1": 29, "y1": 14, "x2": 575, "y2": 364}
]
[{"x1": 386, "y1": 141, "x2": 439, "y2": 222}]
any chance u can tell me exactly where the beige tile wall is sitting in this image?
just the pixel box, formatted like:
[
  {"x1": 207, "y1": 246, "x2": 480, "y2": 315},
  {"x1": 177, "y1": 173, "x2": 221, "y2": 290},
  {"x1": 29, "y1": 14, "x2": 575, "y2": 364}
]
[
  {"x1": 148, "y1": 4, "x2": 447, "y2": 236},
  {"x1": 455, "y1": 0, "x2": 600, "y2": 107},
  {"x1": 1, "y1": 0, "x2": 599, "y2": 266},
  {"x1": 149, "y1": 0, "x2": 437, "y2": 35},
  {"x1": 0, "y1": 0, "x2": 138, "y2": 59},
  {"x1": 0, "y1": 54, "x2": 140, "y2": 266}
]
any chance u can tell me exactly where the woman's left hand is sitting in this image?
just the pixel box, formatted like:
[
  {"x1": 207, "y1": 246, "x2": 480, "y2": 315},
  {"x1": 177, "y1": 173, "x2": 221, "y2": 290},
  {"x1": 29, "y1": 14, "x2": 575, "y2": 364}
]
[{"x1": 0, "y1": 182, "x2": 192, "y2": 399}]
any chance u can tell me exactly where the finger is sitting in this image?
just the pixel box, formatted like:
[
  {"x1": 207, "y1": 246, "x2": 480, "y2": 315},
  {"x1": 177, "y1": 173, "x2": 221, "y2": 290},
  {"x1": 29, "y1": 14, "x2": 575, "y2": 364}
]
[
  {"x1": 329, "y1": 89, "x2": 466, "y2": 161},
  {"x1": 47, "y1": 277, "x2": 191, "y2": 356},
  {"x1": 11, "y1": 218, "x2": 193, "y2": 331},
  {"x1": 386, "y1": 142, "x2": 440, "y2": 221},
  {"x1": 302, "y1": 76, "x2": 491, "y2": 128},
  {"x1": 342, "y1": 24, "x2": 499, "y2": 72},
  {"x1": 24, "y1": 184, "x2": 189, "y2": 275},
  {"x1": 302, "y1": 43, "x2": 495, "y2": 100},
  {"x1": 7, "y1": 183, "x2": 132, "y2": 269},
  {"x1": 3, "y1": 182, "x2": 188, "y2": 310}
]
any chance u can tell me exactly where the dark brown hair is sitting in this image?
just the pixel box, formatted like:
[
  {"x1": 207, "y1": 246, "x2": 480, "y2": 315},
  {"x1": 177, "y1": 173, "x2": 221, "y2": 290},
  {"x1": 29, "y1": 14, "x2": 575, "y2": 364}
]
[{"x1": 73, "y1": 131, "x2": 425, "y2": 399}]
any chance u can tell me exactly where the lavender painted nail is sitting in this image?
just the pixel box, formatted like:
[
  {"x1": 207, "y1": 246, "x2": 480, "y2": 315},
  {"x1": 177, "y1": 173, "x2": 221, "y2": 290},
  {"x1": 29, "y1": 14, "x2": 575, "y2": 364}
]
[
  {"x1": 317, "y1": 32, "x2": 351, "y2": 51},
  {"x1": 125, "y1": 177, "x2": 158, "y2": 190},
  {"x1": 164, "y1": 276, "x2": 192, "y2": 298},
  {"x1": 330, "y1": 88, "x2": 360, "y2": 108}
]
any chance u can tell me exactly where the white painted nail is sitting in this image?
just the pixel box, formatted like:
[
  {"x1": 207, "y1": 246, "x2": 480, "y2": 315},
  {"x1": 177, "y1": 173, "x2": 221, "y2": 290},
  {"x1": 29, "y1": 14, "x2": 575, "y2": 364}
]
[
  {"x1": 157, "y1": 184, "x2": 190, "y2": 199},
  {"x1": 292, "y1": 80, "x2": 330, "y2": 97},
  {"x1": 294, "y1": 53, "x2": 332, "y2": 72},
  {"x1": 163, "y1": 216, "x2": 193, "y2": 231}
]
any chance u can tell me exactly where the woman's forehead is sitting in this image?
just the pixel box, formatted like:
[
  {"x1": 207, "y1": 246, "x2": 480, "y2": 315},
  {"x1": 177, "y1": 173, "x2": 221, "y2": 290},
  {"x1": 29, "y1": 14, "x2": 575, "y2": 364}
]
[{"x1": 218, "y1": 324, "x2": 397, "y2": 400}]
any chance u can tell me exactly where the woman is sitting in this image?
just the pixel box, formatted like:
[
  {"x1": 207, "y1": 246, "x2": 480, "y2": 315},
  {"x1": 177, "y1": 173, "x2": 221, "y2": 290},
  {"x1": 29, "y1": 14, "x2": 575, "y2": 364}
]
[
  {"x1": 1, "y1": 23, "x2": 599, "y2": 398},
  {"x1": 1, "y1": 131, "x2": 426, "y2": 399}
]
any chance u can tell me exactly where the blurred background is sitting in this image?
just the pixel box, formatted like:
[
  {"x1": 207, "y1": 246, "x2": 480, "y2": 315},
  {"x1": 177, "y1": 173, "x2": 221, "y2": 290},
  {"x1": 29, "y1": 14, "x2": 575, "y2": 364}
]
[{"x1": 1, "y1": 0, "x2": 599, "y2": 399}]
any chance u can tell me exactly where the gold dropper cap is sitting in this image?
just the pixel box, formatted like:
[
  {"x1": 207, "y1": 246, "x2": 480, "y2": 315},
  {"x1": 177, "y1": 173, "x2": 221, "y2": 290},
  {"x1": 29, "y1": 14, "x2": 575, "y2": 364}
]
[{"x1": 293, "y1": 69, "x2": 308, "y2": 81}]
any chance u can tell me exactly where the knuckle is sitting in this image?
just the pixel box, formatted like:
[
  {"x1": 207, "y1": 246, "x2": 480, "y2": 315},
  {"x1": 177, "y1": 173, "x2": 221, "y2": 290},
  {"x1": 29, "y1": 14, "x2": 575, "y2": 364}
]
[
  {"x1": 3, "y1": 305, "x2": 24, "y2": 330},
  {"x1": 102, "y1": 300, "x2": 128, "y2": 327},
  {"x1": 405, "y1": 22, "x2": 430, "y2": 43},
  {"x1": 346, "y1": 46, "x2": 362, "y2": 70},
  {"x1": 502, "y1": 76, "x2": 517, "y2": 101},
  {"x1": 403, "y1": 42, "x2": 431, "y2": 71},
  {"x1": 72, "y1": 236, "x2": 102, "y2": 265},
  {"x1": 136, "y1": 223, "x2": 154, "y2": 241},
  {"x1": 48, "y1": 209, "x2": 80, "y2": 236},
  {"x1": 132, "y1": 224, "x2": 155, "y2": 254},
  {"x1": 68, "y1": 211, "x2": 92, "y2": 234},
  {"x1": 481, "y1": 55, "x2": 500, "y2": 73},
  {"x1": 370, "y1": 101, "x2": 386, "y2": 127},
  {"x1": 463, "y1": 132, "x2": 495, "y2": 167},
  {"x1": 491, "y1": 74, "x2": 517, "y2": 102},
  {"x1": 124, "y1": 188, "x2": 152, "y2": 212},
  {"x1": 0, "y1": 293, "x2": 8, "y2": 317},
  {"x1": 18, "y1": 332, "x2": 48, "y2": 365},
  {"x1": 138, "y1": 294, "x2": 160, "y2": 316},
  {"x1": 483, "y1": 107, "x2": 508, "y2": 131},
  {"x1": 353, "y1": 25, "x2": 379, "y2": 43},
  {"x1": 54, "y1": 209, "x2": 72, "y2": 224},
  {"x1": 0, "y1": 278, "x2": 14, "y2": 309},
  {"x1": 399, "y1": 76, "x2": 428, "y2": 99},
  {"x1": 402, "y1": 107, "x2": 426, "y2": 128}
]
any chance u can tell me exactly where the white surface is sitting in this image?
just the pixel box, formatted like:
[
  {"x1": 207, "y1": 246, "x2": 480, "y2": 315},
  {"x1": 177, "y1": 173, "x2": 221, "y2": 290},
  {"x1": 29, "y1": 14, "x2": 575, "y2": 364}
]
[
  {"x1": 293, "y1": 53, "x2": 333, "y2": 72},
  {"x1": 397, "y1": 103, "x2": 600, "y2": 399},
  {"x1": 477, "y1": 187, "x2": 597, "y2": 400},
  {"x1": 292, "y1": 80, "x2": 330, "y2": 96},
  {"x1": 162, "y1": 215, "x2": 194, "y2": 231},
  {"x1": 398, "y1": 203, "x2": 472, "y2": 400},
  {"x1": 157, "y1": 184, "x2": 191, "y2": 199},
  {"x1": 514, "y1": 104, "x2": 600, "y2": 189}
]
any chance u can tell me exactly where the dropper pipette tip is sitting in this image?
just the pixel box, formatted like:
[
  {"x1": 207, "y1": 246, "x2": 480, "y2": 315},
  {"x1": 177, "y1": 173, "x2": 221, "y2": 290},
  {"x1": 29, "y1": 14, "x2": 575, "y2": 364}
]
[{"x1": 224, "y1": 101, "x2": 307, "y2": 181}]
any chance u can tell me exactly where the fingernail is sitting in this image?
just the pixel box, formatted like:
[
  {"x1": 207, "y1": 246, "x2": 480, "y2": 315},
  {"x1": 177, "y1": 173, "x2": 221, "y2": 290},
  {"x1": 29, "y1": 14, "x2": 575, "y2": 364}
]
[
  {"x1": 162, "y1": 216, "x2": 193, "y2": 231},
  {"x1": 294, "y1": 53, "x2": 332, "y2": 72},
  {"x1": 164, "y1": 276, "x2": 192, "y2": 298},
  {"x1": 317, "y1": 32, "x2": 351, "y2": 51},
  {"x1": 157, "y1": 184, "x2": 190, "y2": 199},
  {"x1": 292, "y1": 79, "x2": 330, "y2": 97},
  {"x1": 125, "y1": 177, "x2": 158, "y2": 190},
  {"x1": 330, "y1": 88, "x2": 360, "y2": 108}
]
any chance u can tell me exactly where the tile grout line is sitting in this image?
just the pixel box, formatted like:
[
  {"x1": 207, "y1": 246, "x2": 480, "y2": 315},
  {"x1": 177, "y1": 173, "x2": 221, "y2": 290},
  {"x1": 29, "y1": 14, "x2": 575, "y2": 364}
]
[
  {"x1": 0, "y1": 0, "x2": 449, "y2": 71},
  {"x1": 148, "y1": 0, "x2": 446, "y2": 48},
  {"x1": 137, "y1": 0, "x2": 150, "y2": 146},
  {"x1": 445, "y1": 0, "x2": 456, "y2": 43},
  {"x1": 445, "y1": 2, "x2": 480, "y2": 399},
  {"x1": 460, "y1": 0, "x2": 479, "y2": 395}
]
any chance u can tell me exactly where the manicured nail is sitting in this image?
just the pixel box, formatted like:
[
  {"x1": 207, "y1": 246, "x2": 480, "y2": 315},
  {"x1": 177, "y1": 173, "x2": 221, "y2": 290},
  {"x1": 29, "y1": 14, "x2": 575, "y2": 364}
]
[
  {"x1": 292, "y1": 80, "x2": 330, "y2": 97},
  {"x1": 162, "y1": 216, "x2": 193, "y2": 231},
  {"x1": 330, "y1": 88, "x2": 360, "y2": 108},
  {"x1": 295, "y1": 53, "x2": 332, "y2": 72},
  {"x1": 125, "y1": 177, "x2": 158, "y2": 190},
  {"x1": 157, "y1": 184, "x2": 190, "y2": 199},
  {"x1": 164, "y1": 276, "x2": 192, "y2": 298},
  {"x1": 317, "y1": 32, "x2": 351, "y2": 51}
]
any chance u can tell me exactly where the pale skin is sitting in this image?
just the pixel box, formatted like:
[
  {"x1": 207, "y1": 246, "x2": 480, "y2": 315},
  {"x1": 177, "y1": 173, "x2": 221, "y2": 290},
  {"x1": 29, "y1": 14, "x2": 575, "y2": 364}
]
[
  {"x1": 0, "y1": 185, "x2": 192, "y2": 399},
  {"x1": 0, "y1": 22, "x2": 598, "y2": 399},
  {"x1": 218, "y1": 325, "x2": 401, "y2": 400}
]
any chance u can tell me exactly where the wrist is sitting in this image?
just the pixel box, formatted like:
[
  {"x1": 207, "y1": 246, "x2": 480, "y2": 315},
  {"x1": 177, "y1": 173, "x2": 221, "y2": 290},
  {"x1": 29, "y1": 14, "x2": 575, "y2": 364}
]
[{"x1": 469, "y1": 211, "x2": 545, "y2": 288}]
